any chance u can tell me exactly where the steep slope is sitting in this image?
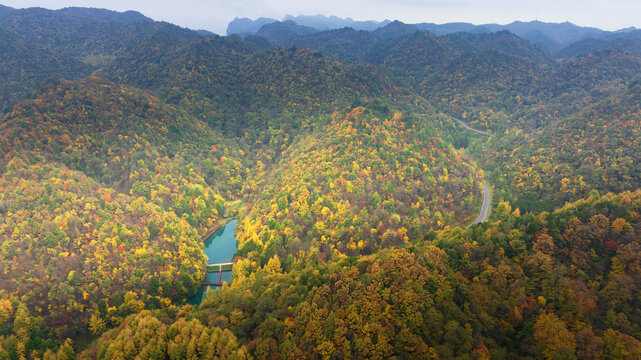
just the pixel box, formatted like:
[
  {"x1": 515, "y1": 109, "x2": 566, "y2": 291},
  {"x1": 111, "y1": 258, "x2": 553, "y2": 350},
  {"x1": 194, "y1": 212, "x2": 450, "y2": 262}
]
[
  {"x1": 373, "y1": 31, "x2": 548, "y2": 131},
  {"x1": 255, "y1": 20, "x2": 319, "y2": 46},
  {"x1": 101, "y1": 33, "x2": 253, "y2": 133},
  {"x1": 369, "y1": 30, "x2": 451, "y2": 70},
  {"x1": 445, "y1": 31, "x2": 552, "y2": 64},
  {"x1": 226, "y1": 16, "x2": 279, "y2": 36},
  {"x1": 0, "y1": 77, "x2": 212, "y2": 183},
  {"x1": 514, "y1": 48, "x2": 641, "y2": 128},
  {"x1": 283, "y1": 25, "x2": 639, "y2": 133},
  {"x1": 104, "y1": 35, "x2": 410, "y2": 137},
  {"x1": 557, "y1": 32, "x2": 641, "y2": 58},
  {"x1": 286, "y1": 27, "x2": 380, "y2": 62},
  {"x1": 238, "y1": 48, "x2": 406, "y2": 126},
  {"x1": 0, "y1": 7, "x2": 203, "y2": 113},
  {"x1": 0, "y1": 77, "x2": 249, "y2": 232},
  {"x1": 545, "y1": 49, "x2": 641, "y2": 98},
  {"x1": 0, "y1": 28, "x2": 88, "y2": 113},
  {"x1": 236, "y1": 104, "x2": 483, "y2": 264},
  {"x1": 404, "y1": 38, "x2": 640, "y2": 131},
  {"x1": 85, "y1": 190, "x2": 641, "y2": 359},
  {"x1": 0, "y1": 7, "x2": 199, "y2": 58},
  {"x1": 0, "y1": 77, "x2": 261, "y2": 342},
  {"x1": 489, "y1": 81, "x2": 641, "y2": 212},
  {"x1": 0, "y1": 157, "x2": 205, "y2": 339},
  {"x1": 286, "y1": 29, "x2": 550, "y2": 128},
  {"x1": 419, "y1": 50, "x2": 539, "y2": 129},
  {"x1": 369, "y1": 30, "x2": 550, "y2": 72},
  {"x1": 57, "y1": 7, "x2": 153, "y2": 23}
]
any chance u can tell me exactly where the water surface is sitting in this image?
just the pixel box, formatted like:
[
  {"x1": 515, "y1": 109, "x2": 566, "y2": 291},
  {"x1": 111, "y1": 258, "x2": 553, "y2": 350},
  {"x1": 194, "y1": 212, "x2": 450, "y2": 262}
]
[{"x1": 189, "y1": 220, "x2": 238, "y2": 304}]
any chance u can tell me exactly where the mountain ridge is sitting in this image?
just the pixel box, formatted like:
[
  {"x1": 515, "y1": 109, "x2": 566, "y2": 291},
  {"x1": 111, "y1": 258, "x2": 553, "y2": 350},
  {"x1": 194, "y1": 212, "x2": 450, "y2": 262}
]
[
  {"x1": 1, "y1": 5, "x2": 641, "y2": 359},
  {"x1": 230, "y1": 16, "x2": 639, "y2": 53}
]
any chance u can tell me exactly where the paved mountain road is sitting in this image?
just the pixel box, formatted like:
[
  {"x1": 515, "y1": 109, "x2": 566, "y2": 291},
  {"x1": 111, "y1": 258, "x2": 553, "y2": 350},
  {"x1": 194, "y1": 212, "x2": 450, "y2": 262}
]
[
  {"x1": 447, "y1": 115, "x2": 491, "y2": 227},
  {"x1": 466, "y1": 183, "x2": 491, "y2": 228},
  {"x1": 450, "y1": 116, "x2": 489, "y2": 136}
]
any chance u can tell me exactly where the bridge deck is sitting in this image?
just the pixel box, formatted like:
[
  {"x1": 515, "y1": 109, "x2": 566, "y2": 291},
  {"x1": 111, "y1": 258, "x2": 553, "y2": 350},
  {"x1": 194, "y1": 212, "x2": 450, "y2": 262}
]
[
  {"x1": 207, "y1": 268, "x2": 232, "y2": 273},
  {"x1": 207, "y1": 261, "x2": 234, "y2": 267}
]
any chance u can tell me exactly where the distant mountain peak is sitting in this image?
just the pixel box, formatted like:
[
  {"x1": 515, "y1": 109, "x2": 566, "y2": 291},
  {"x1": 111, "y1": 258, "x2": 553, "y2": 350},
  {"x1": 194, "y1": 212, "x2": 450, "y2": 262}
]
[
  {"x1": 226, "y1": 16, "x2": 278, "y2": 36},
  {"x1": 374, "y1": 20, "x2": 420, "y2": 39},
  {"x1": 227, "y1": 15, "x2": 389, "y2": 36},
  {"x1": 0, "y1": 4, "x2": 14, "y2": 12},
  {"x1": 57, "y1": 7, "x2": 152, "y2": 23},
  {"x1": 255, "y1": 20, "x2": 319, "y2": 45}
]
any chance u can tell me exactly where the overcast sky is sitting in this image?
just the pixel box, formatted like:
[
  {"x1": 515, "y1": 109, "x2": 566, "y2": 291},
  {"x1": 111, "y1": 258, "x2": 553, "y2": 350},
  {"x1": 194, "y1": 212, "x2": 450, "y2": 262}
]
[{"x1": 2, "y1": 0, "x2": 640, "y2": 35}]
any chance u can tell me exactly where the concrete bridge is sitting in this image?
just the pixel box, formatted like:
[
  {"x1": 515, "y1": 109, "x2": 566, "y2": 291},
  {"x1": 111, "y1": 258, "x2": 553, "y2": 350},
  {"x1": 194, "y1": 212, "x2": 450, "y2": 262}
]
[
  {"x1": 203, "y1": 261, "x2": 234, "y2": 286},
  {"x1": 207, "y1": 261, "x2": 234, "y2": 269}
]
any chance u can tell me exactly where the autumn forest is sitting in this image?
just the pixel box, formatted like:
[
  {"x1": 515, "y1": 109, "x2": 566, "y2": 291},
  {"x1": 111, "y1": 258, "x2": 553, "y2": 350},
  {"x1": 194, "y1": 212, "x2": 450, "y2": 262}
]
[{"x1": 1, "y1": 4, "x2": 641, "y2": 359}]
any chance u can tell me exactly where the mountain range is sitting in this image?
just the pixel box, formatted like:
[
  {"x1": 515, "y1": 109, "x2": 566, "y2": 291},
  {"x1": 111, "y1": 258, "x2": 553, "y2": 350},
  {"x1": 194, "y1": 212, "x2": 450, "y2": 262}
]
[
  {"x1": 228, "y1": 15, "x2": 639, "y2": 54},
  {"x1": 1, "y1": 3, "x2": 641, "y2": 359}
]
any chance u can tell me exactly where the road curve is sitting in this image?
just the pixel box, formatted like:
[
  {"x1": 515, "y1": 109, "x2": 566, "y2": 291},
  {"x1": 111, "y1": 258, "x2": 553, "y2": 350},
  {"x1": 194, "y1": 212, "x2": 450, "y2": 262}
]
[
  {"x1": 449, "y1": 116, "x2": 489, "y2": 136},
  {"x1": 446, "y1": 115, "x2": 491, "y2": 228},
  {"x1": 466, "y1": 183, "x2": 491, "y2": 228}
]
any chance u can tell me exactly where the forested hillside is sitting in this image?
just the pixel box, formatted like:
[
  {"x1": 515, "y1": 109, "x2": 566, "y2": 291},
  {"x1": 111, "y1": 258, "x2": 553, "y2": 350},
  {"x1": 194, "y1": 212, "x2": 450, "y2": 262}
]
[
  {"x1": 284, "y1": 26, "x2": 641, "y2": 133},
  {"x1": 0, "y1": 28, "x2": 87, "y2": 113},
  {"x1": 83, "y1": 190, "x2": 641, "y2": 359},
  {"x1": 101, "y1": 34, "x2": 409, "y2": 137},
  {"x1": 236, "y1": 104, "x2": 483, "y2": 265},
  {"x1": 0, "y1": 7, "x2": 200, "y2": 113},
  {"x1": 489, "y1": 81, "x2": 641, "y2": 212},
  {"x1": 2, "y1": 4, "x2": 641, "y2": 359}
]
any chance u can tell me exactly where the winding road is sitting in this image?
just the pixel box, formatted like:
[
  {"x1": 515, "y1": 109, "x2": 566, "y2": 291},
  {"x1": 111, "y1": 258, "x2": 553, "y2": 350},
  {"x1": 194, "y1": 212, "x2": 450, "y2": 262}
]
[
  {"x1": 448, "y1": 115, "x2": 491, "y2": 227},
  {"x1": 449, "y1": 116, "x2": 489, "y2": 136},
  {"x1": 466, "y1": 183, "x2": 491, "y2": 228}
]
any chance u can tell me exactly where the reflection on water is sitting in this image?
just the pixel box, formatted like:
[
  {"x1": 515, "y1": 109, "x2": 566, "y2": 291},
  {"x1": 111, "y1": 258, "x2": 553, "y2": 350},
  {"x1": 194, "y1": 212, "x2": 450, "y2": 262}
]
[{"x1": 189, "y1": 220, "x2": 238, "y2": 305}]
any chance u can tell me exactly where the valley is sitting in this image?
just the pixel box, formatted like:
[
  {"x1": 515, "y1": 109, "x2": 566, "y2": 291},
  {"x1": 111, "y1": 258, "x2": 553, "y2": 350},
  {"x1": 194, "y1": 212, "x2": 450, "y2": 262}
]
[{"x1": 0, "y1": 4, "x2": 640, "y2": 359}]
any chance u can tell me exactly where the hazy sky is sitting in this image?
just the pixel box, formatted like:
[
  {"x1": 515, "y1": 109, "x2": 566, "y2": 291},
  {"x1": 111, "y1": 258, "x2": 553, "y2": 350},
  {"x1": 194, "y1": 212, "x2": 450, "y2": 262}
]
[{"x1": 2, "y1": 0, "x2": 640, "y2": 35}]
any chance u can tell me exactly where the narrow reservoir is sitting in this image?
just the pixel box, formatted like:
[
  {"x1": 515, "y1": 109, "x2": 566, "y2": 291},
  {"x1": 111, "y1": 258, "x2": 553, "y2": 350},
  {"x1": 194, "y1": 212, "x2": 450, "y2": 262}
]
[{"x1": 190, "y1": 219, "x2": 238, "y2": 304}]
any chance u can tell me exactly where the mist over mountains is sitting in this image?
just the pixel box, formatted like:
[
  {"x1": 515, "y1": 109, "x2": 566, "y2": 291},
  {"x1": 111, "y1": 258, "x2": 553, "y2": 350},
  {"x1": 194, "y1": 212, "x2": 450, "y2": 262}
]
[
  {"x1": 228, "y1": 14, "x2": 638, "y2": 53},
  {"x1": 2, "y1": 3, "x2": 641, "y2": 359}
]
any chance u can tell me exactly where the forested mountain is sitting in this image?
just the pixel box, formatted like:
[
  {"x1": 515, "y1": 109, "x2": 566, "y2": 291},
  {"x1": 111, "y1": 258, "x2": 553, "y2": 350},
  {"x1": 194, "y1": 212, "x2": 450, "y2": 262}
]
[
  {"x1": 489, "y1": 81, "x2": 641, "y2": 212},
  {"x1": 0, "y1": 28, "x2": 88, "y2": 113},
  {"x1": 284, "y1": 23, "x2": 551, "y2": 65},
  {"x1": 0, "y1": 7, "x2": 200, "y2": 113},
  {"x1": 226, "y1": 17, "x2": 278, "y2": 36},
  {"x1": 0, "y1": 78, "x2": 218, "y2": 340},
  {"x1": 226, "y1": 15, "x2": 389, "y2": 36},
  {"x1": 101, "y1": 33, "x2": 412, "y2": 137},
  {"x1": 277, "y1": 27, "x2": 380, "y2": 63},
  {"x1": 236, "y1": 104, "x2": 483, "y2": 265},
  {"x1": 479, "y1": 20, "x2": 606, "y2": 52},
  {"x1": 0, "y1": 8, "x2": 196, "y2": 57},
  {"x1": 85, "y1": 190, "x2": 641, "y2": 359},
  {"x1": 56, "y1": 7, "x2": 152, "y2": 23},
  {"x1": 2, "y1": 4, "x2": 641, "y2": 359},
  {"x1": 283, "y1": 14, "x2": 388, "y2": 32},
  {"x1": 232, "y1": 16, "x2": 638, "y2": 53},
  {"x1": 255, "y1": 20, "x2": 319, "y2": 46},
  {"x1": 557, "y1": 31, "x2": 641, "y2": 58},
  {"x1": 0, "y1": 4, "x2": 13, "y2": 16}
]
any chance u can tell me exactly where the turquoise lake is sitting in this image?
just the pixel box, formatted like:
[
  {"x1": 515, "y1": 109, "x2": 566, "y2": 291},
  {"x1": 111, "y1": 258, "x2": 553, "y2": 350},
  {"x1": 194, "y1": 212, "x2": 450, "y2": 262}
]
[{"x1": 189, "y1": 219, "x2": 238, "y2": 305}]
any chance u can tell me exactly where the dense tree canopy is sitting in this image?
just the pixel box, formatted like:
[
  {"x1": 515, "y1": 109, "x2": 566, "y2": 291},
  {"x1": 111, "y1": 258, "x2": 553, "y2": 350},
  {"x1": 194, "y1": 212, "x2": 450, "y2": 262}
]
[{"x1": 2, "y1": 5, "x2": 641, "y2": 359}]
